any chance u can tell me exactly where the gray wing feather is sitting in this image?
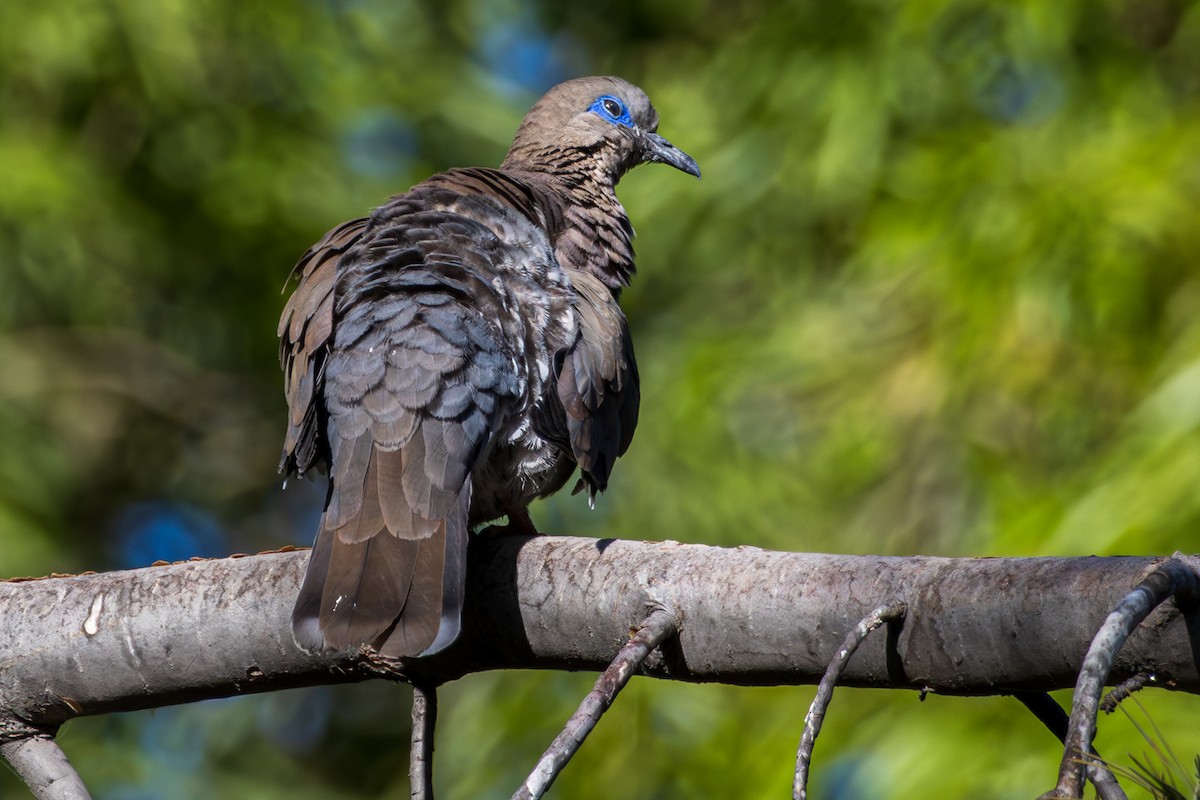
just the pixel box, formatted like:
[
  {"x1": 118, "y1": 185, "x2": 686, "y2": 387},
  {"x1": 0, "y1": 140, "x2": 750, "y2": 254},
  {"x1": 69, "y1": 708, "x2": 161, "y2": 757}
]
[{"x1": 287, "y1": 193, "x2": 522, "y2": 657}]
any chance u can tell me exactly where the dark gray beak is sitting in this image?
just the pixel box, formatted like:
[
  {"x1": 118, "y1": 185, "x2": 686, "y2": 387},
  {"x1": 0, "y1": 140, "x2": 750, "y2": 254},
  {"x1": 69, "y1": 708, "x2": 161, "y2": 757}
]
[{"x1": 643, "y1": 132, "x2": 701, "y2": 178}]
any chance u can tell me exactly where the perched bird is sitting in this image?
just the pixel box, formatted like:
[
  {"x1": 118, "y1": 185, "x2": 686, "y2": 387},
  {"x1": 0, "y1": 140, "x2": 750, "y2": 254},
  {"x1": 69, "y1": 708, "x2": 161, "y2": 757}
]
[{"x1": 278, "y1": 76, "x2": 699, "y2": 658}]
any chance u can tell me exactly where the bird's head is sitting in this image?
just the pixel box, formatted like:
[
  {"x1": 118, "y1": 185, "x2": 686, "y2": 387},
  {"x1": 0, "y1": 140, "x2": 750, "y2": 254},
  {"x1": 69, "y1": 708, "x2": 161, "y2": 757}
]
[{"x1": 502, "y1": 76, "x2": 700, "y2": 183}]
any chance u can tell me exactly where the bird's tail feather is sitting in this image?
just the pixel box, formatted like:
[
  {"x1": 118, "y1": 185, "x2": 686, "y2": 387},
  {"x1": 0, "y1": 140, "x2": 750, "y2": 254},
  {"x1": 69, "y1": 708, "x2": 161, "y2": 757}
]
[
  {"x1": 291, "y1": 465, "x2": 471, "y2": 658},
  {"x1": 381, "y1": 479, "x2": 470, "y2": 657}
]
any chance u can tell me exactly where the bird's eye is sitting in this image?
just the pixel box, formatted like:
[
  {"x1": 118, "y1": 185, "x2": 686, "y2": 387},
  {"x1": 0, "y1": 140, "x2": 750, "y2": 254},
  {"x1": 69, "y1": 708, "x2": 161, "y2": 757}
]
[{"x1": 589, "y1": 94, "x2": 632, "y2": 127}]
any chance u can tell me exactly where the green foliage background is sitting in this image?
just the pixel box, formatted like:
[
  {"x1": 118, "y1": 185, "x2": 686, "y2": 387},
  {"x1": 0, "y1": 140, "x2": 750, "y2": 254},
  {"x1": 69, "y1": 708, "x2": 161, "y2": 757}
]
[{"x1": 3, "y1": 0, "x2": 1200, "y2": 797}]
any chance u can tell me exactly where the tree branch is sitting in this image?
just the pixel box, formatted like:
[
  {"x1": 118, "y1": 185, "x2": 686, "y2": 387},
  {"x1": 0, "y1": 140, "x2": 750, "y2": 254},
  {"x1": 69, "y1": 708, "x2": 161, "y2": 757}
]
[
  {"x1": 2, "y1": 538, "x2": 1198, "y2": 737},
  {"x1": 1014, "y1": 692, "x2": 1126, "y2": 800},
  {"x1": 0, "y1": 731, "x2": 92, "y2": 800},
  {"x1": 794, "y1": 603, "x2": 906, "y2": 800},
  {"x1": 409, "y1": 684, "x2": 437, "y2": 800},
  {"x1": 1045, "y1": 556, "x2": 1200, "y2": 798},
  {"x1": 1101, "y1": 673, "x2": 1154, "y2": 714},
  {"x1": 514, "y1": 606, "x2": 678, "y2": 800}
]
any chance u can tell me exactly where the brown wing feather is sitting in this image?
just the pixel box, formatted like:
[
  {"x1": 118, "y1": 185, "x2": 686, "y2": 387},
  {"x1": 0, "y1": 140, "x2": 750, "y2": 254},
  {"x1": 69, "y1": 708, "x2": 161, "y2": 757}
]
[
  {"x1": 534, "y1": 270, "x2": 640, "y2": 500},
  {"x1": 279, "y1": 217, "x2": 370, "y2": 476}
]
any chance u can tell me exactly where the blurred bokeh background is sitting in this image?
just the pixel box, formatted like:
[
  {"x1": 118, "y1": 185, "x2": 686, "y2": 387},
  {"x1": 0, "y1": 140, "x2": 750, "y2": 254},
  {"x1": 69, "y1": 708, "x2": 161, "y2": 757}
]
[{"x1": 3, "y1": 0, "x2": 1200, "y2": 797}]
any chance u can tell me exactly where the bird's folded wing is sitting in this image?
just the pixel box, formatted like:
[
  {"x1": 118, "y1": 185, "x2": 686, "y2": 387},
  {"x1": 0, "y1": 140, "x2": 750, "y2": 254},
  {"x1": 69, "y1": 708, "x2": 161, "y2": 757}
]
[
  {"x1": 534, "y1": 270, "x2": 640, "y2": 500},
  {"x1": 278, "y1": 217, "x2": 369, "y2": 477},
  {"x1": 293, "y1": 214, "x2": 522, "y2": 656}
]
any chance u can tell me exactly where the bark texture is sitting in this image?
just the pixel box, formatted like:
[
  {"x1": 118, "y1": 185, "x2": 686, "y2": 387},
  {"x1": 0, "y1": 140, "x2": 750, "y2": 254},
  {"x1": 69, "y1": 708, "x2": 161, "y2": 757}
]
[{"x1": 1, "y1": 538, "x2": 1197, "y2": 732}]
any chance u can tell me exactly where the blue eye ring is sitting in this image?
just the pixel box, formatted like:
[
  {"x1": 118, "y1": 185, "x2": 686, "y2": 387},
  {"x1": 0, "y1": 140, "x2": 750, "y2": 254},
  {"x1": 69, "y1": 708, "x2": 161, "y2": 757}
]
[{"x1": 588, "y1": 94, "x2": 633, "y2": 127}]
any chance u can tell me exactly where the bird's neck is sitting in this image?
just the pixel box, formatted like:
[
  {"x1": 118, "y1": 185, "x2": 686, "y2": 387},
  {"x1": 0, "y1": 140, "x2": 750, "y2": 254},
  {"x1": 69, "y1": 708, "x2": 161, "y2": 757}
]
[{"x1": 507, "y1": 163, "x2": 637, "y2": 293}]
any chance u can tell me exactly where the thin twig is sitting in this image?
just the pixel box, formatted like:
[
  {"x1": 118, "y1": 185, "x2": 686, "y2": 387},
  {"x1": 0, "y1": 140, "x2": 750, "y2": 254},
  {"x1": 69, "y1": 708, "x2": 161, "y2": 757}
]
[
  {"x1": 1045, "y1": 557, "x2": 1200, "y2": 799},
  {"x1": 512, "y1": 606, "x2": 678, "y2": 800},
  {"x1": 1014, "y1": 692, "x2": 1126, "y2": 800},
  {"x1": 1101, "y1": 673, "x2": 1154, "y2": 714},
  {"x1": 793, "y1": 602, "x2": 907, "y2": 800},
  {"x1": 410, "y1": 683, "x2": 437, "y2": 800},
  {"x1": 0, "y1": 734, "x2": 93, "y2": 800}
]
